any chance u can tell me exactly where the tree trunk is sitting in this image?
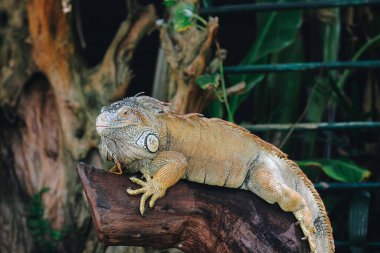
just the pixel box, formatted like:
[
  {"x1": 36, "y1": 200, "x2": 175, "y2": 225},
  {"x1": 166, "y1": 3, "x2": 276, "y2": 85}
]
[
  {"x1": 0, "y1": 0, "x2": 156, "y2": 252},
  {"x1": 158, "y1": 17, "x2": 218, "y2": 113},
  {"x1": 151, "y1": 1, "x2": 220, "y2": 114}
]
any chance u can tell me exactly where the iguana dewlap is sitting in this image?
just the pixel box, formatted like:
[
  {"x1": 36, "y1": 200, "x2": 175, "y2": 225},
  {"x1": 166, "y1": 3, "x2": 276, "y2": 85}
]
[{"x1": 96, "y1": 96, "x2": 334, "y2": 253}]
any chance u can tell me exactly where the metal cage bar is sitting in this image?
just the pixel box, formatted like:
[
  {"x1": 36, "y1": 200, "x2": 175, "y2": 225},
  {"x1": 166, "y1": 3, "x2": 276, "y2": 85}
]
[
  {"x1": 241, "y1": 122, "x2": 380, "y2": 132},
  {"x1": 224, "y1": 60, "x2": 380, "y2": 74},
  {"x1": 203, "y1": 0, "x2": 380, "y2": 248},
  {"x1": 201, "y1": 0, "x2": 380, "y2": 15},
  {"x1": 315, "y1": 182, "x2": 380, "y2": 191}
]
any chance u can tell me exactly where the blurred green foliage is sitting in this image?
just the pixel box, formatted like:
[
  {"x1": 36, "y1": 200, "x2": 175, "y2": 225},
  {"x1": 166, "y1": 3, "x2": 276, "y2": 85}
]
[
  {"x1": 298, "y1": 159, "x2": 371, "y2": 182},
  {"x1": 166, "y1": 0, "x2": 234, "y2": 121},
  {"x1": 27, "y1": 188, "x2": 67, "y2": 253},
  {"x1": 166, "y1": 0, "x2": 377, "y2": 185},
  {"x1": 228, "y1": 1, "x2": 302, "y2": 116}
]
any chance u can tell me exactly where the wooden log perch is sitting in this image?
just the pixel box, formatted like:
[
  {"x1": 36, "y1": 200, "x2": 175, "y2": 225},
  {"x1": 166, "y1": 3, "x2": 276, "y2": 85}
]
[{"x1": 77, "y1": 163, "x2": 309, "y2": 253}]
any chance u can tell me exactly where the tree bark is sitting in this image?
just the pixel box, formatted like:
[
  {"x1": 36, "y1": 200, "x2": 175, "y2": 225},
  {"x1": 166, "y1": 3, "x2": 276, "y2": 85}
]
[
  {"x1": 152, "y1": 0, "x2": 220, "y2": 114},
  {"x1": 0, "y1": 1, "x2": 156, "y2": 252},
  {"x1": 159, "y1": 18, "x2": 218, "y2": 114},
  {"x1": 77, "y1": 162, "x2": 310, "y2": 253}
]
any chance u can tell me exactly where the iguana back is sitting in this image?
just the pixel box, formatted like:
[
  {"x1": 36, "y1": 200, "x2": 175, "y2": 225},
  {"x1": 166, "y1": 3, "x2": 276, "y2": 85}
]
[{"x1": 160, "y1": 111, "x2": 334, "y2": 253}]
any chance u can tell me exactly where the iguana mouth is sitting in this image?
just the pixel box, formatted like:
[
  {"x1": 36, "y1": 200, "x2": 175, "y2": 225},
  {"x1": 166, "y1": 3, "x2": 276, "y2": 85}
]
[
  {"x1": 96, "y1": 124, "x2": 128, "y2": 132},
  {"x1": 96, "y1": 122, "x2": 129, "y2": 128},
  {"x1": 96, "y1": 125, "x2": 112, "y2": 135},
  {"x1": 96, "y1": 119, "x2": 128, "y2": 135}
]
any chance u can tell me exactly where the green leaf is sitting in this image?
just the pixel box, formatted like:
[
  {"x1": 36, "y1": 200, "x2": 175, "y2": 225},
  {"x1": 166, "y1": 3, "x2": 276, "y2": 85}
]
[
  {"x1": 303, "y1": 13, "x2": 341, "y2": 157},
  {"x1": 201, "y1": 0, "x2": 212, "y2": 8},
  {"x1": 305, "y1": 18, "x2": 341, "y2": 124},
  {"x1": 229, "y1": 74, "x2": 264, "y2": 114},
  {"x1": 267, "y1": 38, "x2": 303, "y2": 124},
  {"x1": 243, "y1": 10, "x2": 302, "y2": 64},
  {"x1": 163, "y1": 0, "x2": 176, "y2": 7},
  {"x1": 27, "y1": 220, "x2": 40, "y2": 229},
  {"x1": 297, "y1": 159, "x2": 371, "y2": 182},
  {"x1": 173, "y1": 18, "x2": 193, "y2": 32},
  {"x1": 229, "y1": 3, "x2": 302, "y2": 113},
  {"x1": 32, "y1": 193, "x2": 41, "y2": 202},
  {"x1": 172, "y1": 2, "x2": 196, "y2": 32},
  {"x1": 51, "y1": 230, "x2": 62, "y2": 241},
  {"x1": 321, "y1": 160, "x2": 371, "y2": 182},
  {"x1": 205, "y1": 100, "x2": 223, "y2": 118},
  {"x1": 337, "y1": 33, "x2": 380, "y2": 90},
  {"x1": 39, "y1": 219, "x2": 51, "y2": 231},
  {"x1": 173, "y1": 2, "x2": 195, "y2": 18},
  {"x1": 296, "y1": 161, "x2": 323, "y2": 182},
  {"x1": 196, "y1": 74, "x2": 219, "y2": 89},
  {"x1": 41, "y1": 187, "x2": 50, "y2": 193}
]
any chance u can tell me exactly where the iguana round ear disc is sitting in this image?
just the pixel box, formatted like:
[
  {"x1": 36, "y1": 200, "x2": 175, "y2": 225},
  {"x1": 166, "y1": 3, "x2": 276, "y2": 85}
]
[{"x1": 136, "y1": 131, "x2": 159, "y2": 153}]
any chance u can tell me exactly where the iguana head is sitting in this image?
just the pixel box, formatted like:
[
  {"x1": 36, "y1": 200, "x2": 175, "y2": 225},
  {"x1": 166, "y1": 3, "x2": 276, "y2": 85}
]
[{"x1": 96, "y1": 96, "x2": 163, "y2": 166}]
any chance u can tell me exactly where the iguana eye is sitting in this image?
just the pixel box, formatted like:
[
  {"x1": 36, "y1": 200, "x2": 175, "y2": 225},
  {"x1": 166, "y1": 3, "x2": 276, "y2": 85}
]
[{"x1": 117, "y1": 107, "x2": 128, "y2": 116}]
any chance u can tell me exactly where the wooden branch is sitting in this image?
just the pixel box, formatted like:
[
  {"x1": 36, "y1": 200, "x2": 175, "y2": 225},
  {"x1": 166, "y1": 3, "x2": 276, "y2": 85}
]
[
  {"x1": 77, "y1": 163, "x2": 309, "y2": 253},
  {"x1": 28, "y1": 0, "x2": 74, "y2": 85},
  {"x1": 208, "y1": 82, "x2": 247, "y2": 100},
  {"x1": 160, "y1": 17, "x2": 220, "y2": 113},
  {"x1": 91, "y1": 4, "x2": 157, "y2": 101}
]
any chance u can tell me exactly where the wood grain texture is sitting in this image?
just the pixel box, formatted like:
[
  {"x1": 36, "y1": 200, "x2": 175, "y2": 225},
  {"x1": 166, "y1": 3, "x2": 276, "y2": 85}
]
[{"x1": 77, "y1": 162, "x2": 310, "y2": 253}]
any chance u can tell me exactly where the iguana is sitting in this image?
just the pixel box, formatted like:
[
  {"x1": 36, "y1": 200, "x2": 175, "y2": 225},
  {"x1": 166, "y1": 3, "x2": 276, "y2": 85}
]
[{"x1": 95, "y1": 95, "x2": 334, "y2": 253}]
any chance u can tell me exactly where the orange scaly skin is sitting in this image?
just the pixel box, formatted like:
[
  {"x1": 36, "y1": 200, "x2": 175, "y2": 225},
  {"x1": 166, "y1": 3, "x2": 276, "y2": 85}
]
[{"x1": 96, "y1": 96, "x2": 334, "y2": 253}]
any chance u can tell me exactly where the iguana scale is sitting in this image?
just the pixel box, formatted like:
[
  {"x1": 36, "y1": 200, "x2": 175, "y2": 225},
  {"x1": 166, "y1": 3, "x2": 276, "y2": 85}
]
[{"x1": 96, "y1": 96, "x2": 334, "y2": 253}]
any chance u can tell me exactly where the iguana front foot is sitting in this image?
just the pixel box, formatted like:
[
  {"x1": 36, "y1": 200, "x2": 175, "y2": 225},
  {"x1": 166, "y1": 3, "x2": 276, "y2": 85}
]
[{"x1": 126, "y1": 173, "x2": 166, "y2": 215}]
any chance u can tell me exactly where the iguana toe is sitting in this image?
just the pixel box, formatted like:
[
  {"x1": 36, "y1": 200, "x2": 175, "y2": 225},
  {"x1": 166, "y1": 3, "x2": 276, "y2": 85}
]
[
  {"x1": 149, "y1": 191, "x2": 165, "y2": 208},
  {"x1": 129, "y1": 177, "x2": 147, "y2": 186},
  {"x1": 126, "y1": 176, "x2": 166, "y2": 215}
]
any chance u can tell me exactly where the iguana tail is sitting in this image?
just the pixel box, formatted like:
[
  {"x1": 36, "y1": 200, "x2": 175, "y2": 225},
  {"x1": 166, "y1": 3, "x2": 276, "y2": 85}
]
[
  {"x1": 284, "y1": 159, "x2": 335, "y2": 253},
  {"x1": 244, "y1": 152, "x2": 334, "y2": 253}
]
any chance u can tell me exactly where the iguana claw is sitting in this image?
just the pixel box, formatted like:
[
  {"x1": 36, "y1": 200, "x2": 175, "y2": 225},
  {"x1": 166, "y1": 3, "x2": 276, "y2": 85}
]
[
  {"x1": 126, "y1": 173, "x2": 166, "y2": 215},
  {"x1": 108, "y1": 162, "x2": 123, "y2": 174}
]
